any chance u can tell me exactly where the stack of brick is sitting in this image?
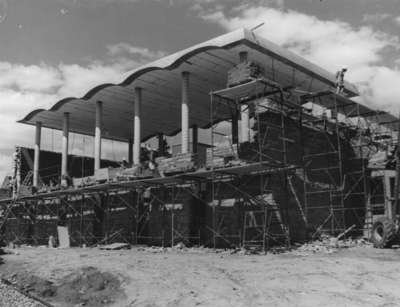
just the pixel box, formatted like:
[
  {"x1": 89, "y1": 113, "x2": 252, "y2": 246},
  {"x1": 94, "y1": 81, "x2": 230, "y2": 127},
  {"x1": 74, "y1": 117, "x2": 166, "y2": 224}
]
[
  {"x1": 227, "y1": 61, "x2": 261, "y2": 87},
  {"x1": 156, "y1": 153, "x2": 197, "y2": 174},
  {"x1": 206, "y1": 145, "x2": 238, "y2": 169}
]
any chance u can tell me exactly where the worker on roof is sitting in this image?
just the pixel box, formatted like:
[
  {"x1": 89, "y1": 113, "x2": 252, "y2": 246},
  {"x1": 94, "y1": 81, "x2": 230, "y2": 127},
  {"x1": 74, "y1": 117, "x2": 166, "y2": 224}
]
[{"x1": 335, "y1": 67, "x2": 347, "y2": 94}]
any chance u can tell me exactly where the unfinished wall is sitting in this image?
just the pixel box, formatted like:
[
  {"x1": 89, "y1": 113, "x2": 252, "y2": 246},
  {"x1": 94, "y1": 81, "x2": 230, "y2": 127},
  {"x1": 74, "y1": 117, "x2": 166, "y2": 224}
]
[{"x1": 1, "y1": 110, "x2": 368, "y2": 247}]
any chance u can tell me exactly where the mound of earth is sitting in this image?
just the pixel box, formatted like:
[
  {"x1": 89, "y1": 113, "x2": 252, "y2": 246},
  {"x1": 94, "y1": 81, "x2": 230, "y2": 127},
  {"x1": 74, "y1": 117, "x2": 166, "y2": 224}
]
[
  {"x1": 7, "y1": 266, "x2": 124, "y2": 306},
  {"x1": 55, "y1": 266, "x2": 124, "y2": 306}
]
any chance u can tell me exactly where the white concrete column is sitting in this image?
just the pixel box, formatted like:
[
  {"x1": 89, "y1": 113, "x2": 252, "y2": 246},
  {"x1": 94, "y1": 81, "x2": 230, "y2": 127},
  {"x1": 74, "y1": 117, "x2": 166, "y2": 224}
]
[
  {"x1": 241, "y1": 104, "x2": 250, "y2": 143},
  {"x1": 33, "y1": 121, "x2": 42, "y2": 187},
  {"x1": 181, "y1": 71, "x2": 190, "y2": 154},
  {"x1": 133, "y1": 87, "x2": 142, "y2": 165},
  {"x1": 94, "y1": 101, "x2": 103, "y2": 171},
  {"x1": 61, "y1": 112, "x2": 69, "y2": 176}
]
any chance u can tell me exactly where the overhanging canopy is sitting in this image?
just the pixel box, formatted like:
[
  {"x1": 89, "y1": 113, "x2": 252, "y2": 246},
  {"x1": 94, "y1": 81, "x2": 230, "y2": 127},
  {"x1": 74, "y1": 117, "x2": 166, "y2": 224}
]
[{"x1": 19, "y1": 28, "x2": 360, "y2": 142}]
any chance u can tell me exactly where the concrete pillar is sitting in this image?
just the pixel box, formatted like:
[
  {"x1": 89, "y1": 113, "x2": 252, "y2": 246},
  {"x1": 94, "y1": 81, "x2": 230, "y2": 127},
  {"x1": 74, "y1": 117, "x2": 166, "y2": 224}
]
[
  {"x1": 181, "y1": 71, "x2": 190, "y2": 154},
  {"x1": 133, "y1": 87, "x2": 142, "y2": 165},
  {"x1": 61, "y1": 112, "x2": 69, "y2": 176},
  {"x1": 241, "y1": 104, "x2": 250, "y2": 143},
  {"x1": 128, "y1": 138, "x2": 133, "y2": 165},
  {"x1": 33, "y1": 121, "x2": 42, "y2": 187},
  {"x1": 192, "y1": 125, "x2": 198, "y2": 154},
  {"x1": 94, "y1": 101, "x2": 102, "y2": 171}
]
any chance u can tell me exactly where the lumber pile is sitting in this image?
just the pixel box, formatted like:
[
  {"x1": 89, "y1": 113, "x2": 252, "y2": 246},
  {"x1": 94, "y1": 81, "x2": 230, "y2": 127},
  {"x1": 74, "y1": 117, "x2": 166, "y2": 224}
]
[
  {"x1": 206, "y1": 145, "x2": 238, "y2": 168},
  {"x1": 227, "y1": 61, "x2": 261, "y2": 87},
  {"x1": 156, "y1": 153, "x2": 197, "y2": 174},
  {"x1": 72, "y1": 176, "x2": 96, "y2": 188}
]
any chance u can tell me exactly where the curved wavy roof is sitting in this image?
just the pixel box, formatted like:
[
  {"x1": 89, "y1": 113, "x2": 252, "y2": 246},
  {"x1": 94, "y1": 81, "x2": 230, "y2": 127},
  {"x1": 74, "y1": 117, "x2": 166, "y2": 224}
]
[{"x1": 19, "y1": 28, "x2": 359, "y2": 142}]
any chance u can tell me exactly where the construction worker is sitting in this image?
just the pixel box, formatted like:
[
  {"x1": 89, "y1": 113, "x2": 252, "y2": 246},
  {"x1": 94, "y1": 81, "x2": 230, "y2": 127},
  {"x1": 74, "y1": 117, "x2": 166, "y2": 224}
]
[
  {"x1": 335, "y1": 67, "x2": 347, "y2": 94},
  {"x1": 120, "y1": 157, "x2": 129, "y2": 169}
]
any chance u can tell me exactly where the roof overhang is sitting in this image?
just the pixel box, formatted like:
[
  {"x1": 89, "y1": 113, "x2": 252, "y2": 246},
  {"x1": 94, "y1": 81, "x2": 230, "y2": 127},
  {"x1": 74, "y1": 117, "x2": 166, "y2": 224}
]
[{"x1": 19, "y1": 28, "x2": 360, "y2": 142}]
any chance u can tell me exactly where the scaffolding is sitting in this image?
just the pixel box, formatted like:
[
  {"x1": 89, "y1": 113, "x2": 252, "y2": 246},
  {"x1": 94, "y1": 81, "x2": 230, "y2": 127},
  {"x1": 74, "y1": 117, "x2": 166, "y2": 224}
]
[
  {"x1": 299, "y1": 90, "x2": 398, "y2": 237},
  {"x1": 1, "y1": 80, "x2": 399, "y2": 250},
  {"x1": 209, "y1": 78, "x2": 293, "y2": 251}
]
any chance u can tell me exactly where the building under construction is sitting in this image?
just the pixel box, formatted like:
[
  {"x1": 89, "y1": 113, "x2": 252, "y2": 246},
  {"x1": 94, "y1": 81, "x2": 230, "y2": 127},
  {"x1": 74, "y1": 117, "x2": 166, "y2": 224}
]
[{"x1": 0, "y1": 28, "x2": 398, "y2": 250}]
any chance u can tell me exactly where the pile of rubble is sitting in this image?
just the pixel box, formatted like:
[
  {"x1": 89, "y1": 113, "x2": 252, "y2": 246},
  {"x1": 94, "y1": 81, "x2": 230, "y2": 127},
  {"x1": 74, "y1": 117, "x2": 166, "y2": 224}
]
[
  {"x1": 291, "y1": 235, "x2": 372, "y2": 256},
  {"x1": 98, "y1": 236, "x2": 372, "y2": 257},
  {"x1": 0, "y1": 281, "x2": 46, "y2": 307}
]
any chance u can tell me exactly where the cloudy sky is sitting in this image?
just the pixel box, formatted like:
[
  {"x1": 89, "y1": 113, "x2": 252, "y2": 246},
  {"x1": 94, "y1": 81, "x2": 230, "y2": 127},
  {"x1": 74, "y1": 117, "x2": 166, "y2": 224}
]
[{"x1": 0, "y1": 0, "x2": 400, "y2": 180}]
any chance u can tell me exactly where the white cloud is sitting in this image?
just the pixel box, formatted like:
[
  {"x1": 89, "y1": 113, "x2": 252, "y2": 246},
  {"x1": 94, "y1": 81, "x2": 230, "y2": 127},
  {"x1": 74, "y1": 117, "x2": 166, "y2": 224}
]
[
  {"x1": 107, "y1": 43, "x2": 166, "y2": 61},
  {"x1": 199, "y1": 5, "x2": 400, "y2": 112},
  {"x1": 362, "y1": 13, "x2": 391, "y2": 24},
  {"x1": 0, "y1": 62, "x2": 62, "y2": 92},
  {"x1": 0, "y1": 153, "x2": 12, "y2": 184}
]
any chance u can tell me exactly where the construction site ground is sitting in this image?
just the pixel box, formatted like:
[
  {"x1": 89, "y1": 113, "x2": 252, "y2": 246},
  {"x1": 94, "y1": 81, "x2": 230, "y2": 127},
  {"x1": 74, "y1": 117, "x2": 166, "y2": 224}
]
[{"x1": 1, "y1": 243, "x2": 400, "y2": 307}]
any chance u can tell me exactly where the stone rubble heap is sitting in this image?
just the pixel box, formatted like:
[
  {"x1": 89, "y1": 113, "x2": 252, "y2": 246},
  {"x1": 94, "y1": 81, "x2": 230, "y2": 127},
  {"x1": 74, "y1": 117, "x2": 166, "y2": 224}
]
[
  {"x1": 0, "y1": 282, "x2": 45, "y2": 307},
  {"x1": 291, "y1": 235, "x2": 372, "y2": 256}
]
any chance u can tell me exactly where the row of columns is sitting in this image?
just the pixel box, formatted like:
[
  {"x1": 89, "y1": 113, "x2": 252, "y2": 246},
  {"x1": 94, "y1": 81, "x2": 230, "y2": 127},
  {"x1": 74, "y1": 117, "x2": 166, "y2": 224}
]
[{"x1": 32, "y1": 51, "x2": 251, "y2": 187}]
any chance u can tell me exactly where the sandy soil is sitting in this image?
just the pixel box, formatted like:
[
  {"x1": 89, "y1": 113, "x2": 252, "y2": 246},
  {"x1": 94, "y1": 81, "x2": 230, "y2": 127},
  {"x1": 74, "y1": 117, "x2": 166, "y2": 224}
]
[{"x1": 1, "y1": 245, "x2": 400, "y2": 307}]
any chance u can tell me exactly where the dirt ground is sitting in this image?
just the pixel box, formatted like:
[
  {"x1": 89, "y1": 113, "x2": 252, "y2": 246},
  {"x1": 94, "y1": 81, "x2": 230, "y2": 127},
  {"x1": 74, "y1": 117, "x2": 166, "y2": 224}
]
[{"x1": 1, "y1": 245, "x2": 400, "y2": 307}]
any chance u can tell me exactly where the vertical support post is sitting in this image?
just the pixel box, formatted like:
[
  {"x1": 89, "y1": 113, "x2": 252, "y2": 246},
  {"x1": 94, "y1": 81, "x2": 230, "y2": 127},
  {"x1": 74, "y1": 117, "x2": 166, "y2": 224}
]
[
  {"x1": 135, "y1": 191, "x2": 139, "y2": 245},
  {"x1": 181, "y1": 71, "x2": 190, "y2": 153},
  {"x1": 171, "y1": 187, "x2": 175, "y2": 247},
  {"x1": 210, "y1": 92, "x2": 216, "y2": 249},
  {"x1": 299, "y1": 97, "x2": 309, "y2": 231},
  {"x1": 33, "y1": 121, "x2": 42, "y2": 187},
  {"x1": 80, "y1": 194, "x2": 84, "y2": 246},
  {"x1": 128, "y1": 138, "x2": 133, "y2": 165},
  {"x1": 231, "y1": 105, "x2": 239, "y2": 145},
  {"x1": 241, "y1": 104, "x2": 250, "y2": 143},
  {"x1": 392, "y1": 114, "x2": 400, "y2": 218},
  {"x1": 94, "y1": 101, "x2": 102, "y2": 171},
  {"x1": 133, "y1": 87, "x2": 142, "y2": 165},
  {"x1": 333, "y1": 95, "x2": 345, "y2": 231},
  {"x1": 61, "y1": 112, "x2": 69, "y2": 177},
  {"x1": 192, "y1": 125, "x2": 198, "y2": 154},
  {"x1": 158, "y1": 133, "x2": 165, "y2": 156}
]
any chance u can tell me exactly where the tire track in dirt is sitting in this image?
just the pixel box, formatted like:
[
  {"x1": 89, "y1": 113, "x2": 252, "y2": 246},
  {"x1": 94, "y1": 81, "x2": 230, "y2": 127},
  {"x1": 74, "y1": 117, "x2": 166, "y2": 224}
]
[{"x1": 202, "y1": 260, "x2": 258, "y2": 307}]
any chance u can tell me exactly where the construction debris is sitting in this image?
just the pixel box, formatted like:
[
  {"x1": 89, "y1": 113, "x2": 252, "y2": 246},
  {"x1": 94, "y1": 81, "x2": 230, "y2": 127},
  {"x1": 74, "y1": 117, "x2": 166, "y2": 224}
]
[
  {"x1": 292, "y1": 235, "x2": 372, "y2": 256},
  {"x1": 0, "y1": 281, "x2": 47, "y2": 307},
  {"x1": 98, "y1": 243, "x2": 131, "y2": 250}
]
